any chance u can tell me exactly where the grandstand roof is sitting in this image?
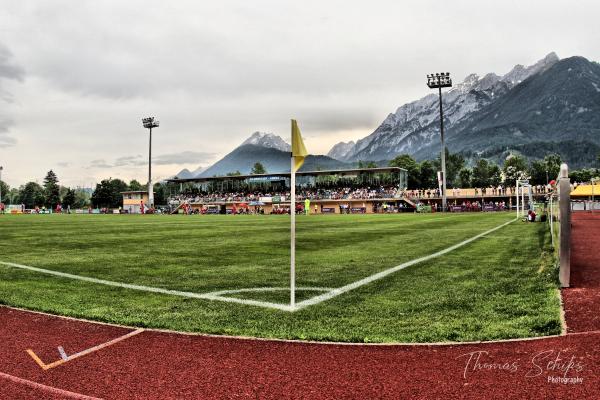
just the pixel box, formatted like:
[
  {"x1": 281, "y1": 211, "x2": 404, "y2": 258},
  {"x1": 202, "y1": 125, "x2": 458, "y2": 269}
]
[
  {"x1": 120, "y1": 190, "x2": 148, "y2": 194},
  {"x1": 571, "y1": 184, "x2": 600, "y2": 197},
  {"x1": 165, "y1": 167, "x2": 407, "y2": 184}
]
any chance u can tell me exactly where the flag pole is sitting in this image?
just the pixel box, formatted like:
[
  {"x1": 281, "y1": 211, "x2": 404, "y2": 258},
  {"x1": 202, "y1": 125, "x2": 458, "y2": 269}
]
[
  {"x1": 290, "y1": 153, "x2": 296, "y2": 308},
  {"x1": 290, "y1": 118, "x2": 306, "y2": 310}
]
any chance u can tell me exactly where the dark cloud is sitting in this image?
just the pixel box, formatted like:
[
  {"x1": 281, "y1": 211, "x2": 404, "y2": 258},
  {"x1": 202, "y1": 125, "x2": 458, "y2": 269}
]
[
  {"x1": 293, "y1": 108, "x2": 379, "y2": 132},
  {"x1": 89, "y1": 159, "x2": 113, "y2": 169},
  {"x1": 0, "y1": 44, "x2": 25, "y2": 82},
  {"x1": 88, "y1": 152, "x2": 212, "y2": 169},
  {"x1": 153, "y1": 151, "x2": 215, "y2": 166},
  {"x1": 0, "y1": 118, "x2": 17, "y2": 148},
  {"x1": 0, "y1": 43, "x2": 24, "y2": 147},
  {"x1": 114, "y1": 155, "x2": 144, "y2": 167}
]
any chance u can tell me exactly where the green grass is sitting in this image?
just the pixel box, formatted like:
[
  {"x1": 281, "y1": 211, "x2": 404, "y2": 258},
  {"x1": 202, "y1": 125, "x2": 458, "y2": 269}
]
[{"x1": 0, "y1": 212, "x2": 561, "y2": 343}]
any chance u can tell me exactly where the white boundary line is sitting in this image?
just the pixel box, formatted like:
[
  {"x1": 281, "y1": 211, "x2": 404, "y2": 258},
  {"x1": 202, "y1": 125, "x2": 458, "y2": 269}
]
[
  {"x1": 0, "y1": 371, "x2": 103, "y2": 400},
  {"x1": 3, "y1": 304, "x2": 595, "y2": 347},
  {"x1": 294, "y1": 218, "x2": 517, "y2": 310},
  {"x1": 0, "y1": 261, "x2": 297, "y2": 311},
  {"x1": 0, "y1": 218, "x2": 516, "y2": 312}
]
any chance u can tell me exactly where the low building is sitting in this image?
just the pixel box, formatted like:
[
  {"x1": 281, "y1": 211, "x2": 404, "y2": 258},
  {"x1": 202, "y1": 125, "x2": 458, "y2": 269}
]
[
  {"x1": 570, "y1": 183, "x2": 600, "y2": 211},
  {"x1": 121, "y1": 191, "x2": 150, "y2": 214}
]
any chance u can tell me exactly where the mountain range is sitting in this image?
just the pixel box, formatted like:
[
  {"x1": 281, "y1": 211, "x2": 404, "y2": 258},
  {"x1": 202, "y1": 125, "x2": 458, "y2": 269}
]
[
  {"x1": 175, "y1": 132, "x2": 346, "y2": 178},
  {"x1": 176, "y1": 52, "x2": 600, "y2": 179},
  {"x1": 327, "y1": 52, "x2": 600, "y2": 168}
]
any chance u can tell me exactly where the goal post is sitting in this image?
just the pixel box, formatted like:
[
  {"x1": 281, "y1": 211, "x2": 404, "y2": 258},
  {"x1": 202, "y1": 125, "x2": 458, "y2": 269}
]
[{"x1": 516, "y1": 179, "x2": 532, "y2": 219}]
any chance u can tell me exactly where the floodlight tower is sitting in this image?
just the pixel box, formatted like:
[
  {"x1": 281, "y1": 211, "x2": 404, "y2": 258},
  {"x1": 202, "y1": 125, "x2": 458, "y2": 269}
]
[
  {"x1": 427, "y1": 72, "x2": 452, "y2": 211},
  {"x1": 0, "y1": 166, "x2": 3, "y2": 204},
  {"x1": 142, "y1": 117, "x2": 160, "y2": 208}
]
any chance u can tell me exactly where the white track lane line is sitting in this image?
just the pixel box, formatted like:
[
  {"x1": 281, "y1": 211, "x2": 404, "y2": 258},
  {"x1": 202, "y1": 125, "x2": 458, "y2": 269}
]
[
  {"x1": 0, "y1": 218, "x2": 515, "y2": 312},
  {"x1": 0, "y1": 371, "x2": 103, "y2": 399}
]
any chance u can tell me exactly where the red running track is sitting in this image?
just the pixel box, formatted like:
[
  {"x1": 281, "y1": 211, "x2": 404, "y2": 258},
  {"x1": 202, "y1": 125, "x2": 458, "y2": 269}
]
[
  {"x1": 1, "y1": 307, "x2": 598, "y2": 399},
  {"x1": 563, "y1": 212, "x2": 600, "y2": 333},
  {"x1": 0, "y1": 214, "x2": 598, "y2": 399}
]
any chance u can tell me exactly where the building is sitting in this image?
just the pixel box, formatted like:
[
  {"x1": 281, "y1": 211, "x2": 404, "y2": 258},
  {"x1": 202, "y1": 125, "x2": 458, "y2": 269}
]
[
  {"x1": 166, "y1": 167, "x2": 408, "y2": 214},
  {"x1": 121, "y1": 191, "x2": 150, "y2": 214},
  {"x1": 570, "y1": 183, "x2": 600, "y2": 211}
]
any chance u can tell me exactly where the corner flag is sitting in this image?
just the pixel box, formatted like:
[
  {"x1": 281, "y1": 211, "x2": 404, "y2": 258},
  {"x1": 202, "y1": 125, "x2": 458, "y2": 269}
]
[
  {"x1": 291, "y1": 119, "x2": 307, "y2": 172},
  {"x1": 289, "y1": 119, "x2": 308, "y2": 309}
]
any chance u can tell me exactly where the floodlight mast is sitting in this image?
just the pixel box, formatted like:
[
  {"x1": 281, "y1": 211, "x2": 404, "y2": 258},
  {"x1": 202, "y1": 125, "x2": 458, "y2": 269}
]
[
  {"x1": 0, "y1": 166, "x2": 3, "y2": 205},
  {"x1": 427, "y1": 72, "x2": 452, "y2": 211},
  {"x1": 142, "y1": 117, "x2": 160, "y2": 209}
]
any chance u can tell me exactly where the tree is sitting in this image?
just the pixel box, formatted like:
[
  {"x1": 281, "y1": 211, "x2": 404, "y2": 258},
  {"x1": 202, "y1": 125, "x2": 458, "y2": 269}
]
[
  {"x1": 0, "y1": 180, "x2": 8, "y2": 203},
  {"x1": 7, "y1": 187, "x2": 20, "y2": 204},
  {"x1": 43, "y1": 170, "x2": 61, "y2": 208},
  {"x1": 544, "y1": 153, "x2": 562, "y2": 181},
  {"x1": 109, "y1": 179, "x2": 128, "y2": 207},
  {"x1": 91, "y1": 180, "x2": 112, "y2": 208},
  {"x1": 502, "y1": 155, "x2": 529, "y2": 187},
  {"x1": 472, "y1": 159, "x2": 491, "y2": 188},
  {"x1": 62, "y1": 188, "x2": 76, "y2": 208},
  {"x1": 528, "y1": 159, "x2": 547, "y2": 186},
  {"x1": 153, "y1": 182, "x2": 167, "y2": 206},
  {"x1": 226, "y1": 171, "x2": 242, "y2": 176},
  {"x1": 19, "y1": 182, "x2": 45, "y2": 208},
  {"x1": 489, "y1": 164, "x2": 502, "y2": 187},
  {"x1": 419, "y1": 160, "x2": 437, "y2": 188},
  {"x1": 570, "y1": 168, "x2": 600, "y2": 184},
  {"x1": 73, "y1": 190, "x2": 90, "y2": 208},
  {"x1": 433, "y1": 148, "x2": 465, "y2": 188},
  {"x1": 91, "y1": 178, "x2": 128, "y2": 208},
  {"x1": 458, "y1": 168, "x2": 472, "y2": 188},
  {"x1": 59, "y1": 185, "x2": 69, "y2": 201},
  {"x1": 389, "y1": 154, "x2": 421, "y2": 189},
  {"x1": 251, "y1": 162, "x2": 266, "y2": 175},
  {"x1": 129, "y1": 179, "x2": 143, "y2": 191},
  {"x1": 358, "y1": 160, "x2": 378, "y2": 169}
]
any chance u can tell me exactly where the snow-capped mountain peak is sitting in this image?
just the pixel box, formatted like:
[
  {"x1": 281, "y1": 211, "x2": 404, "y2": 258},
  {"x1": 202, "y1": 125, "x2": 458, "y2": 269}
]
[
  {"x1": 327, "y1": 141, "x2": 356, "y2": 161},
  {"x1": 501, "y1": 52, "x2": 559, "y2": 85},
  {"x1": 241, "y1": 131, "x2": 291, "y2": 152},
  {"x1": 454, "y1": 73, "x2": 481, "y2": 93},
  {"x1": 326, "y1": 53, "x2": 562, "y2": 162}
]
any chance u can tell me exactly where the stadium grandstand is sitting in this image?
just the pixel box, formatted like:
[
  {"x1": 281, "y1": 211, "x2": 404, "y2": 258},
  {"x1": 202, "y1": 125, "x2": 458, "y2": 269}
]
[
  {"x1": 166, "y1": 167, "x2": 408, "y2": 214},
  {"x1": 162, "y1": 166, "x2": 553, "y2": 215}
]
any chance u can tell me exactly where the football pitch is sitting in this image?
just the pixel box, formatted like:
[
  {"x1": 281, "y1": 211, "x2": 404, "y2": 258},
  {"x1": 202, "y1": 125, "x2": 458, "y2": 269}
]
[{"x1": 0, "y1": 212, "x2": 561, "y2": 343}]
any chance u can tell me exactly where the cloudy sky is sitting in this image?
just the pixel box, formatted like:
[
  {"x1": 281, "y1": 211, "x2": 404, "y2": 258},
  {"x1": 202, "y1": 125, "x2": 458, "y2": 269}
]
[{"x1": 0, "y1": 0, "x2": 598, "y2": 187}]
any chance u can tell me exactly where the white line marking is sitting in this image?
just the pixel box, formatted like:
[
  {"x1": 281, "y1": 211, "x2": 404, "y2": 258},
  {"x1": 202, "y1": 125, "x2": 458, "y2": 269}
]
[
  {"x1": 0, "y1": 218, "x2": 515, "y2": 312},
  {"x1": 0, "y1": 371, "x2": 103, "y2": 399},
  {"x1": 63, "y1": 328, "x2": 144, "y2": 362},
  {"x1": 206, "y1": 287, "x2": 334, "y2": 296},
  {"x1": 0, "y1": 260, "x2": 218, "y2": 299},
  {"x1": 58, "y1": 346, "x2": 68, "y2": 360},
  {"x1": 28, "y1": 329, "x2": 145, "y2": 370},
  {"x1": 0, "y1": 259, "x2": 323, "y2": 311},
  {"x1": 294, "y1": 218, "x2": 517, "y2": 310},
  {"x1": 201, "y1": 287, "x2": 334, "y2": 311}
]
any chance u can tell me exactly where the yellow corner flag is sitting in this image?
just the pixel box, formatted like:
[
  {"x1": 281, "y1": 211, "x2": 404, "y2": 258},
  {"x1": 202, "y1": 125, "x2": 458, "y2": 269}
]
[{"x1": 291, "y1": 119, "x2": 308, "y2": 172}]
